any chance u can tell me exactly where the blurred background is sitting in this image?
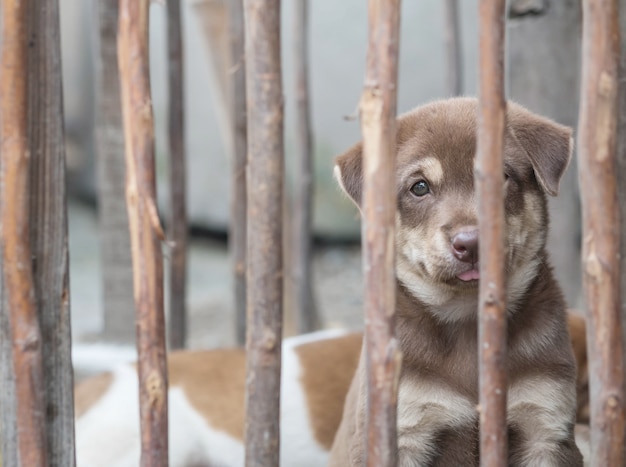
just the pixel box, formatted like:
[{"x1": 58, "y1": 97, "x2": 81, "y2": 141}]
[{"x1": 63, "y1": 0, "x2": 583, "y2": 369}]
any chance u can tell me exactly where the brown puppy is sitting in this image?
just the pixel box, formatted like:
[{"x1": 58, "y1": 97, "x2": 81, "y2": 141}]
[{"x1": 329, "y1": 98, "x2": 583, "y2": 466}]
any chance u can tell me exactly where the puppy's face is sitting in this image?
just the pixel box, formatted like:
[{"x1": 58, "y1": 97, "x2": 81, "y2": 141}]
[{"x1": 335, "y1": 98, "x2": 572, "y2": 322}]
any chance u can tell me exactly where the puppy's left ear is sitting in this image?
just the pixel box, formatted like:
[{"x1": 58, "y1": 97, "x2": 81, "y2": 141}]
[
  {"x1": 508, "y1": 104, "x2": 574, "y2": 196},
  {"x1": 334, "y1": 142, "x2": 363, "y2": 207}
]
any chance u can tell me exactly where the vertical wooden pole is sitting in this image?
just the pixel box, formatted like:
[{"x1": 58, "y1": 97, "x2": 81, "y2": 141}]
[
  {"x1": 94, "y1": 0, "x2": 136, "y2": 344},
  {"x1": 228, "y1": 0, "x2": 248, "y2": 346},
  {"x1": 0, "y1": 0, "x2": 49, "y2": 464},
  {"x1": 361, "y1": 1, "x2": 402, "y2": 465},
  {"x1": 167, "y1": 0, "x2": 188, "y2": 350},
  {"x1": 292, "y1": 0, "x2": 319, "y2": 334},
  {"x1": 118, "y1": 1, "x2": 169, "y2": 465},
  {"x1": 476, "y1": 1, "x2": 508, "y2": 466},
  {"x1": 443, "y1": 0, "x2": 463, "y2": 97},
  {"x1": 27, "y1": 0, "x2": 76, "y2": 463},
  {"x1": 617, "y1": 2, "x2": 626, "y2": 462},
  {"x1": 578, "y1": 0, "x2": 625, "y2": 464},
  {"x1": 243, "y1": 0, "x2": 284, "y2": 463}
]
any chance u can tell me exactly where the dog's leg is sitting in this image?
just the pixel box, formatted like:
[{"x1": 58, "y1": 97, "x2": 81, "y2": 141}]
[
  {"x1": 396, "y1": 378, "x2": 477, "y2": 466},
  {"x1": 507, "y1": 377, "x2": 583, "y2": 466}
]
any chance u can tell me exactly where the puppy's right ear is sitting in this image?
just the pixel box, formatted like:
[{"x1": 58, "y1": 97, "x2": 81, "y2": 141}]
[{"x1": 334, "y1": 142, "x2": 363, "y2": 206}]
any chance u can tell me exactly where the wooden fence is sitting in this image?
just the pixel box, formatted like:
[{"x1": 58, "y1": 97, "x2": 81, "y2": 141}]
[{"x1": 0, "y1": 0, "x2": 624, "y2": 465}]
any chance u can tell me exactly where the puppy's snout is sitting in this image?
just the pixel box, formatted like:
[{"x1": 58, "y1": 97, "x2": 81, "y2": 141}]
[{"x1": 451, "y1": 230, "x2": 479, "y2": 264}]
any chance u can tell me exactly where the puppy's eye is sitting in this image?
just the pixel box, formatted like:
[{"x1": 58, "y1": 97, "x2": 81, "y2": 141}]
[{"x1": 410, "y1": 180, "x2": 430, "y2": 197}]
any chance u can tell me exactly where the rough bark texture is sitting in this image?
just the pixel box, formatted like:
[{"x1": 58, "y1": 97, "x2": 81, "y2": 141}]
[
  {"x1": 618, "y1": 3, "x2": 626, "y2": 462},
  {"x1": 228, "y1": 0, "x2": 248, "y2": 346},
  {"x1": 443, "y1": 0, "x2": 463, "y2": 96},
  {"x1": 361, "y1": 1, "x2": 402, "y2": 465},
  {"x1": 243, "y1": 0, "x2": 284, "y2": 464},
  {"x1": 26, "y1": 0, "x2": 76, "y2": 464},
  {"x1": 476, "y1": 1, "x2": 508, "y2": 466},
  {"x1": 167, "y1": 0, "x2": 188, "y2": 350},
  {"x1": 507, "y1": 0, "x2": 582, "y2": 308},
  {"x1": 118, "y1": 1, "x2": 169, "y2": 465},
  {"x1": 0, "y1": 0, "x2": 49, "y2": 464},
  {"x1": 578, "y1": 0, "x2": 625, "y2": 464},
  {"x1": 94, "y1": 0, "x2": 136, "y2": 344},
  {"x1": 292, "y1": 0, "x2": 319, "y2": 334}
]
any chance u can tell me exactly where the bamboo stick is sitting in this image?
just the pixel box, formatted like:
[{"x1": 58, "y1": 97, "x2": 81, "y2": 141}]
[
  {"x1": 292, "y1": 0, "x2": 319, "y2": 334},
  {"x1": 228, "y1": 0, "x2": 248, "y2": 346},
  {"x1": 578, "y1": 0, "x2": 625, "y2": 464},
  {"x1": 243, "y1": 0, "x2": 284, "y2": 463},
  {"x1": 361, "y1": 0, "x2": 402, "y2": 465},
  {"x1": 27, "y1": 0, "x2": 76, "y2": 463},
  {"x1": 476, "y1": 1, "x2": 508, "y2": 466},
  {"x1": 167, "y1": 0, "x2": 188, "y2": 350},
  {"x1": 0, "y1": 0, "x2": 49, "y2": 464},
  {"x1": 118, "y1": 1, "x2": 169, "y2": 465},
  {"x1": 443, "y1": 0, "x2": 463, "y2": 96}
]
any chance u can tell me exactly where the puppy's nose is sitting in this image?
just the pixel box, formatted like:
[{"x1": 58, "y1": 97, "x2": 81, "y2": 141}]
[{"x1": 451, "y1": 230, "x2": 479, "y2": 263}]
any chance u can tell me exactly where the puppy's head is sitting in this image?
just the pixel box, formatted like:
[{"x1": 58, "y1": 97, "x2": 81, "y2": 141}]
[{"x1": 335, "y1": 98, "x2": 572, "y2": 322}]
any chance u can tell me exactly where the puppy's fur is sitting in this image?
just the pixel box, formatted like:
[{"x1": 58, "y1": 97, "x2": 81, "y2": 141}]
[{"x1": 329, "y1": 98, "x2": 583, "y2": 466}]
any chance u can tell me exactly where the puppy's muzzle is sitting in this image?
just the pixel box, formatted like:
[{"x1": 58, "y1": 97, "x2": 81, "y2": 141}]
[{"x1": 451, "y1": 229, "x2": 479, "y2": 264}]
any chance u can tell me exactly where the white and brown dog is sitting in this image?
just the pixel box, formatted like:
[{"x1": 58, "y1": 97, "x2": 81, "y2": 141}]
[{"x1": 75, "y1": 98, "x2": 587, "y2": 466}]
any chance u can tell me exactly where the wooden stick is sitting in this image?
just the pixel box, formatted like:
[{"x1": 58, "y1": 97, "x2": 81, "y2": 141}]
[
  {"x1": 228, "y1": 0, "x2": 248, "y2": 346},
  {"x1": 578, "y1": 0, "x2": 625, "y2": 464},
  {"x1": 94, "y1": 0, "x2": 136, "y2": 344},
  {"x1": 167, "y1": 0, "x2": 188, "y2": 350},
  {"x1": 243, "y1": 0, "x2": 284, "y2": 463},
  {"x1": 292, "y1": 0, "x2": 319, "y2": 334},
  {"x1": 443, "y1": 0, "x2": 463, "y2": 96},
  {"x1": 361, "y1": 0, "x2": 402, "y2": 465},
  {"x1": 118, "y1": 1, "x2": 169, "y2": 465},
  {"x1": 27, "y1": 0, "x2": 76, "y2": 463},
  {"x1": 617, "y1": 3, "x2": 626, "y2": 463},
  {"x1": 0, "y1": 0, "x2": 49, "y2": 464},
  {"x1": 476, "y1": 1, "x2": 507, "y2": 466}
]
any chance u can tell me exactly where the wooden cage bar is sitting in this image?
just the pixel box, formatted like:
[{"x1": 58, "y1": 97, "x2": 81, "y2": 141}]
[
  {"x1": 476, "y1": 0, "x2": 508, "y2": 466},
  {"x1": 0, "y1": 0, "x2": 50, "y2": 464},
  {"x1": 167, "y1": 0, "x2": 188, "y2": 350},
  {"x1": 243, "y1": 0, "x2": 285, "y2": 464},
  {"x1": 292, "y1": 0, "x2": 319, "y2": 334},
  {"x1": 578, "y1": 0, "x2": 626, "y2": 464},
  {"x1": 361, "y1": 0, "x2": 402, "y2": 465},
  {"x1": 27, "y1": 0, "x2": 76, "y2": 464},
  {"x1": 228, "y1": 0, "x2": 248, "y2": 346},
  {"x1": 118, "y1": 0, "x2": 169, "y2": 465}
]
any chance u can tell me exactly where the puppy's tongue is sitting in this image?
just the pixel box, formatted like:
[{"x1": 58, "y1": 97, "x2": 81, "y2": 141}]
[{"x1": 457, "y1": 268, "x2": 479, "y2": 281}]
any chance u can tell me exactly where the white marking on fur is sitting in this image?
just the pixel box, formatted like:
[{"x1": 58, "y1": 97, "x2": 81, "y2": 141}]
[
  {"x1": 280, "y1": 335, "x2": 331, "y2": 465},
  {"x1": 76, "y1": 365, "x2": 244, "y2": 467},
  {"x1": 76, "y1": 332, "x2": 338, "y2": 466},
  {"x1": 508, "y1": 377, "x2": 576, "y2": 466},
  {"x1": 72, "y1": 344, "x2": 137, "y2": 376},
  {"x1": 396, "y1": 377, "x2": 476, "y2": 465},
  {"x1": 402, "y1": 157, "x2": 444, "y2": 186}
]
